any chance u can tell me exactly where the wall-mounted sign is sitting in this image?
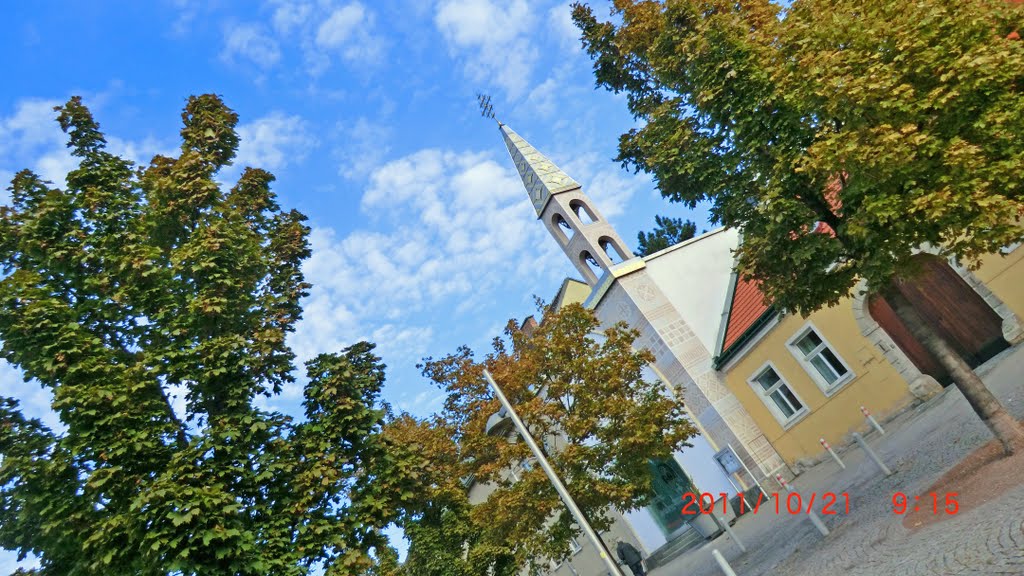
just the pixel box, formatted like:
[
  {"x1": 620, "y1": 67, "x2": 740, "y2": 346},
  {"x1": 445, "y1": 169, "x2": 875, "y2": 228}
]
[{"x1": 713, "y1": 447, "x2": 742, "y2": 476}]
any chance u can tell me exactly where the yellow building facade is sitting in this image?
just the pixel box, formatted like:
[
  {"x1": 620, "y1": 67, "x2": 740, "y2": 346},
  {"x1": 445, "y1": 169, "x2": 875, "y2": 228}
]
[
  {"x1": 718, "y1": 302, "x2": 915, "y2": 465},
  {"x1": 973, "y1": 245, "x2": 1024, "y2": 330},
  {"x1": 714, "y1": 245, "x2": 1024, "y2": 467}
]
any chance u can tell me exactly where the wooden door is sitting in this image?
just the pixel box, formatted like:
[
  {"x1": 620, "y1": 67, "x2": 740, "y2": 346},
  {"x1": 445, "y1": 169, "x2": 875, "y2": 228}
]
[
  {"x1": 868, "y1": 294, "x2": 952, "y2": 386},
  {"x1": 896, "y1": 256, "x2": 1009, "y2": 368}
]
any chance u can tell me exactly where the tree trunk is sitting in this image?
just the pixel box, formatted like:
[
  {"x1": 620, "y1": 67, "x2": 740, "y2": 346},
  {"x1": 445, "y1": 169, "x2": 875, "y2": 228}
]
[{"x1": 886, "y1": 286, "x2": 1024, "y2": 455}]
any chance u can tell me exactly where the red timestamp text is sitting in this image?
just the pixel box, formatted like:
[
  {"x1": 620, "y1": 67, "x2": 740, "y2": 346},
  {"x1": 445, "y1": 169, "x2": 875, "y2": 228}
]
[
  {"x1": 680, "y1": 491, "x2": 849, "y2": 516},
  {"x1": 892, "y1": 492, "x2": 959, "y2": 515}
]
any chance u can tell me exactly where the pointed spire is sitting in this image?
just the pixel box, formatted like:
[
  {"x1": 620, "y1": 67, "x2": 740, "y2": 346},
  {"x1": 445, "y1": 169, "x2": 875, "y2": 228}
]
[{"x1": 500, "y1": 124, "x2": 581, "y2": 217}]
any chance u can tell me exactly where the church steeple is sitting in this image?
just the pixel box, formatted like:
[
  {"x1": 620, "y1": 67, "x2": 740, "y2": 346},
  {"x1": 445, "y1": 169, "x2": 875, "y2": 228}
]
[
  {"x1": 500, "y1": 124, "x2": 581, "y2": 217},
  {"x1": 499, "y1": 124, "x2": 634, "y2": 286}
]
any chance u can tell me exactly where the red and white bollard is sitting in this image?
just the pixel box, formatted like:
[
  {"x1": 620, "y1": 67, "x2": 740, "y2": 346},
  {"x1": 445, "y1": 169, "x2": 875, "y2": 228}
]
[
  {"x1": 820, "y1": 437, "x2": 846, "y2": 470},
  {"x1": 861, "y1": 405, "x2": 885, "y2": 435},
  {"x1": 775, "y1": 473, "x2": 791, "y2": 492}
]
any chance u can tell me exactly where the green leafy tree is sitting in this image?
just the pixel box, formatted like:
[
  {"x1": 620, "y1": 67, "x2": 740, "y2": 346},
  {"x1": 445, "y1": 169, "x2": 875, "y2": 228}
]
[
  {"x1": 0, "y1": 96, "x2": 415, "y2": 575},
  {"x1": 573, "y1": 0, "x2": 1024, "y2": 453},
  {"x1": 636, "y1": 215, "x2": 698, "y2": 256},
  {"x1": 398, "y1": 303, "x2": 697, "y2": 573}
]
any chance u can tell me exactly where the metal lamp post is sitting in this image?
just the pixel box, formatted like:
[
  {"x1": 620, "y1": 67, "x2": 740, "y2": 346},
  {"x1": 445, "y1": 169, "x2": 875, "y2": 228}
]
[{"x1": 482, "y1": 369, "x2": 626, "y2": 576}]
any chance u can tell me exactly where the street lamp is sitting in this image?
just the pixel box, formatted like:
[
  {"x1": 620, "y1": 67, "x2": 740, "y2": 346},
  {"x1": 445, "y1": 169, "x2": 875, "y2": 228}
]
[{"x1": 482, "y1": 369, "x2": 626, "y2": 576}]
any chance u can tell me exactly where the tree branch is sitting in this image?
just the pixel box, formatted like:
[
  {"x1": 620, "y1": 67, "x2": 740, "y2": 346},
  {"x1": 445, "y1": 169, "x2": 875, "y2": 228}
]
[{"x1": 155, "y1": 378, "x2": 189, "y2": 446}]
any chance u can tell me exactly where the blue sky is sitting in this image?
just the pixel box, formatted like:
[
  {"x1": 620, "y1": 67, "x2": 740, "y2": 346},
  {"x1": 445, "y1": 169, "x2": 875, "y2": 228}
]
[{"x1": 0, "y1": 0, "x2": 711, "y2": 569}]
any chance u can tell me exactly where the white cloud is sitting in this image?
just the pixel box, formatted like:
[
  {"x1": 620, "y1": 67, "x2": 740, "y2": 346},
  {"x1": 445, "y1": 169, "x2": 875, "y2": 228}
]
[
  {"x1": 289, "y1": 147, "x2": 567, "y2": 368},
  {"x1": 337, "y1": 117, "x2": 393, "y2": 179},
  {"x1": 0, "y1": 99, "x2": 62, "y2": 154},
  {"x1": 316, "y1": 4, "x2": 365, "y2": 48},
  {"x1": 259, "y1": 0, "x2": 385, "y2": 75},
  {"x1": 0, "y1": 98, "x2": 173, "y2": 193},
  {"x1": 107, "y1": 135, "x2": 175, "y2": 166},
  {"x1": 234, "y1": 112, "x2": 317, "y2": 171},
  {"x1": 271, "y1": 2, "x2": 312, "y2": 35},
  {"x1": 434, "y1": 0, "x2": 538, "y2": 98},
  {"x1": 562, "y1": 151, "x2": 652, "y2": 220},
  {"x1": 221, "y1": 22, "x2": 282, "y2": 68},
  {"x1": 165, "y1": 382, "x2": 189, "y2": 423},
  {"x1": 0, "y1": 551, "x2": 38, "y2": 575},
  {"x1": 548, "y1": 3, "x2": 581, "y2": 52},
  {"x1": 525, "y1": 72, "x2": 562, "y2": 117},
  {"x1": 34, "y1": 150, "x2": 78, "y2": 188},
  {"x1": 395, "y1": 388, "x2": 446, "y2": 415},
  {"x1": 0, "y1": 98, "x2": 74, "y2": 188},
  {"x1": 0, "y1": 360, "x2": 63, "y2": 433},
  {"x1": 169, "y1": 0, "x2": 204, "y2": 36},
  {"x1": 435, "y1": 0, "x2": 530, "y2": 46},
  {"x1": 316, "y1": 2, "x2": 384, "y2": 65}
]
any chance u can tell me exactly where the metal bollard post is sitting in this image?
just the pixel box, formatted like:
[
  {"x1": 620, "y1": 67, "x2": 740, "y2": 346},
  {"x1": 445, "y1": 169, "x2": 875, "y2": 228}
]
[
  {"x1": 776, "y1": 475, "x2": 830, "y2": 536},
  {"x1": 723, "y1": 474, "x2": 752, "y2": 513},
  {"x1": 711, "y1": 511, "x2": 747, "y2": 553},
  {"x1": 820, "y1": 437, "x2": 846, "y2": 470},
  {"x1": 860, "y1": 405, "x2": 885, "y2": 435},
  {"x1": 712, "y1": 549, "x2": 739, "y2": 576},
  {"x1": 853, "y1": 432, "x2": 893, "y2": 476},
  {"x1": 803, "y1": 506, "x2": 831, "y2": 536}
]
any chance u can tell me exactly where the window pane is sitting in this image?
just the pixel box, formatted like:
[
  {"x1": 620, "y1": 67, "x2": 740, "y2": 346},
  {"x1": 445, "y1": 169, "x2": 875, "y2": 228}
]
[
  {"x1": 756, "y1": 367, "x2": 780, "y2": 391},
  {"x1": 770, "y1": 390, "x2": 795, "y2": 418},
  {"x1": 810, "y1": 355, "x2": 839, "y2": 385},
  {"x1": 795, "y1": 330, "x2": 822, "y2": 356},
  {"x1": 781, "y1": 385, "x2": 803, "y2": 412},
  {"x1": 820, "y1": 347, "x2": 848, "y2": 376}
]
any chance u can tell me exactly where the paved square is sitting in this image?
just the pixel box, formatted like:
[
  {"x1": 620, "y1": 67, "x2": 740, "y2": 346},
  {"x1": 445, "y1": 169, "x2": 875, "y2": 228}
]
[{"x1": 653, "y1": 345, "x2": 1024, "y2": 576}]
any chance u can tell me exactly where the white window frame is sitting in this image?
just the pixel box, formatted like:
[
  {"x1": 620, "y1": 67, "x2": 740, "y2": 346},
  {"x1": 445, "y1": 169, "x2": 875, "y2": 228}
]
[
  {"x1": 569, "y1": 536, "x2": 582, "y2": 555},
  {"x1": 786, "y1": 322, "x2": 855, "y2": 396},
  {"x1": 747, "y1": 361, "x2": 808, "y2": 428}
]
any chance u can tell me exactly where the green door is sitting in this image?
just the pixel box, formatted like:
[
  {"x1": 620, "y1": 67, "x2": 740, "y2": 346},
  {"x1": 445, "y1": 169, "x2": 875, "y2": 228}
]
[{"x1": 646, "y1": 458, "x2": 696, "y2": 537}]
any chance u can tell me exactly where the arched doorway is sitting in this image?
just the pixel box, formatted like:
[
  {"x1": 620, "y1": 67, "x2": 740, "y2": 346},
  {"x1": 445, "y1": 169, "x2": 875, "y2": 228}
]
[
  {"x1": 868, "y1": 254, "x2": 1010, "y2": 386},
  {"x1": 646, "y1": 458, "x2": 695, "y2": 539}
]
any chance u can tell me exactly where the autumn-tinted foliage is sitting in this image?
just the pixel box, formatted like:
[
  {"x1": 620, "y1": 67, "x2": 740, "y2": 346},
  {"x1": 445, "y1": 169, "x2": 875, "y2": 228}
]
[
  {"x1": 0, "y1": 96, "x2": 413, "y2": 575},
  {"x1": 393, "y1": 304, "x2": 697, "y2": 573},
  {"x1": 573, "y1": 0, "x2": 1024, "y2": 453},
  {"x1": 573, "y1": 0, "x2": 1024, "y2": 311},
  {"x1": 381, "y1": 414, "x2": 517, "y2": 576}
]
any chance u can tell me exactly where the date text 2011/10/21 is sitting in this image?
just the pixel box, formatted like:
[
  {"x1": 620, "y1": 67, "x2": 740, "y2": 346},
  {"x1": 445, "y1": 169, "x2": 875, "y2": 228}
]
[{"x1": 680, "y1": 492, "x2": 850, "y2": 516}]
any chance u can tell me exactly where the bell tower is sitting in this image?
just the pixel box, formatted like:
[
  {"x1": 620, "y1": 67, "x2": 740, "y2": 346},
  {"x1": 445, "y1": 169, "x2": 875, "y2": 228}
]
[
  {"x1": 498, "y1": 122, "x2": 787, "y2": 484},
  {"x1": 500, "y1": 123, "x2": 635, "y2": 285}
]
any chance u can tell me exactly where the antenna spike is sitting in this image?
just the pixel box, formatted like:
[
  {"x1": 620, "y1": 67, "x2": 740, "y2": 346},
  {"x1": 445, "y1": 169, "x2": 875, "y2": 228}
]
[{"x1": 475, "y1": 92, "x2": 499, "y2": 123}]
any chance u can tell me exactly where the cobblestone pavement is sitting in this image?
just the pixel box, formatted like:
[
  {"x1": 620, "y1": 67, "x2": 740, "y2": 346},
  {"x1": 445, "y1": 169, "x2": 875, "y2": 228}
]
[{"x1": 653, "y1": 344, "x2": 1024, "y2": 576}]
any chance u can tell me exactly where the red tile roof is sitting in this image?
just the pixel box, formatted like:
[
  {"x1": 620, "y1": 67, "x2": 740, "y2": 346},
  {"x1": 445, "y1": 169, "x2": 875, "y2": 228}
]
[
  {"x1": 716, "y1": 181, "x2": 835, "y2": 361},
  {"x1": 720, "y1": 276, "x2": 772, "y2": 353}
]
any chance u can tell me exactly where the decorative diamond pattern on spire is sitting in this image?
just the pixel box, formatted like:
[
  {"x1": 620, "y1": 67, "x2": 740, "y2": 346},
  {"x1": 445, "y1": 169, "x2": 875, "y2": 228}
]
[{"x1": 500, "y1": 124, "x2": 581, "y2": 216}]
